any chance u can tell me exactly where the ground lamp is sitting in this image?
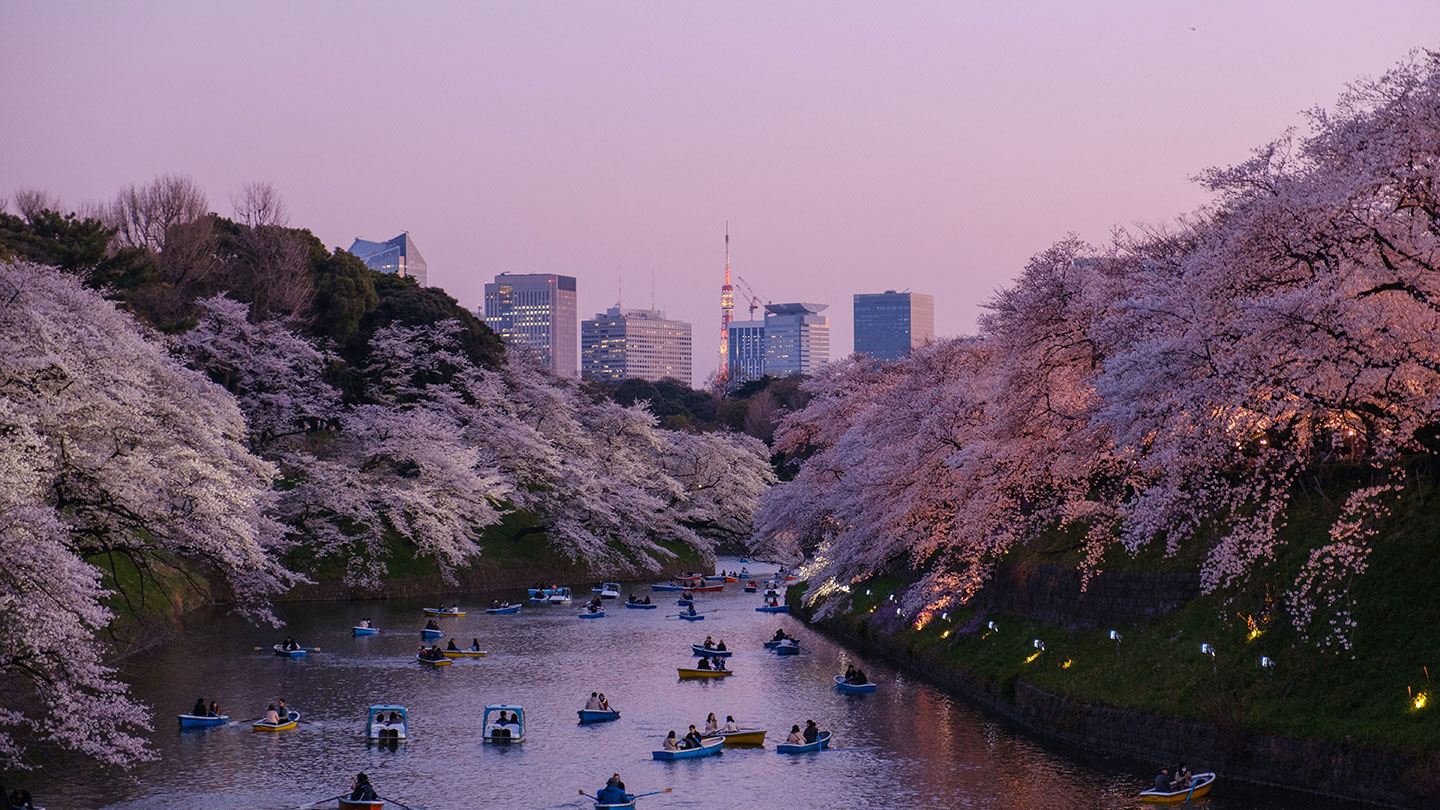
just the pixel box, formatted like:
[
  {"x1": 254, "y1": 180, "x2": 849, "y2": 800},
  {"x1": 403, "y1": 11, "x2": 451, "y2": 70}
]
[{"x1": 1201, "y1": 642, "x2": 1216, "y2": 673}]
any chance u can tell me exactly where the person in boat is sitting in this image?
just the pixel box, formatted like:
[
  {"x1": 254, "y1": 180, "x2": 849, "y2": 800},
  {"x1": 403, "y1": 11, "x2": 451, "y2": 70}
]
[
  {"x1": 276, "y1": 699, "x2": 289, "y2": 719},
  {"x1": 611, "y1": 774, "x2": 626, "y2": 791},
  {"x1": 598, "y1": 693, "x2": 611, "y2": 711},
  {"x1": 703, "y1": 635, "x2": 715, "y2": 649},
  {"x1": 424, "y1": 619, "x2": 440, "y2": 631},
  {"x1": 717, "y1": 639, "x2": 727, "y2": 652},
  {"x1": 1153, "y1": 767, "x2": 1172, "y2": 793},
  {"x1": 192, "y1": 697, "x2": 206, "y2": 716},
  {"x1": 704, "y1": 713, "x2": 719, "y2": 734},
  {"x1": 767, "y1": 597, "x2": 780, "y2": 607},
  {"x1": 785, "y1": 724, "x2": 804, "y2": 745},
  {"x1": 686, "y1": 604, "x2": 698, "y2": 616},
  {"x1": 642, "y1": 595, "x2": 651, "y2": 604},
  {"x1": 209, "y1": 700, "x2": 221, "y2": 717},
  {"x1": 491, "y1": 599, "x2": 500, "y2": 609},
  {"x1": 713, "y1": 657, "x2": 728, "y2": 671},
  {"x1": 1172, "y1": 764, "x2": 1194, "y2": 790},
  {"x1": 696, "y1": 656, "x2": 712, "y2": 670},
  {"x1": 350, "y1": 772, "x2": 378, "y2": 801},
  {"x1": 682, "y1": 725, "x2": 704, "y2": 749},
  {"x1": 722, "y1": 715, "x2": 740, "y2": 733},
  {"x1": 389, "y1": 711, "x2": 402, "y2": 724},
  {"x1": 283, "y1": 636, "x2": 299, "y2": 651},
  {"x1": 596, "y1": 776, "x2": 629, "y2": 806},
  {"x1": 263, "y1": 704, "x2": 280, "y2": 725},
  {"x1": 470, "y1": 638, "x2": 481, "y2": 651},
  {"x1": 851, "y1": 669, "x2": 868, "y2": 685},
  {"x1": 446, "y1": 638, "x2": 459, "y2": 651},
  {"x1": 9, "y1": 788, "x2": 35, "y2": 809},
  {"x1": 627, "y1": 593, "x2": 638, "y2": 603},
  {"x1": 681, "y1": 590, "x2": 694, "y2": 600},
  {"x1": 585, "y1": 692, "x2": 602, "y2": 710},
  {"x1": 804, "y1": 720, "x2": 819, "y2": 743},
  {"x1": 844, "y1": 665, "x2": 856, "y2": 682},
  {"x1": 663, "y1": 730, "x2": 681, "y2": 751},
  {"x1": 359, "y1": 618, "x2": 372, "y2": 629},
  {"x1": 772, "y1": 628, "x2": 789, "y2": 642}
]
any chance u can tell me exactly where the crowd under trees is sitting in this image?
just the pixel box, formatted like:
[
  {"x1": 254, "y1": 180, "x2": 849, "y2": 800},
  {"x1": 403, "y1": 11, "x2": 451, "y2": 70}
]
[{"x1": 754, "y1": 51, "x2": 1440, "y2": 657}]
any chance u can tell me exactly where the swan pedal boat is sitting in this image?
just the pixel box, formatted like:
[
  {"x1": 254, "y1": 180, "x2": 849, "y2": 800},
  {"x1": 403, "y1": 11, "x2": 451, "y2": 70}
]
[
  {"x1": 624, "y1": 602, "x2": 658, "y2": 609},
  {"x1": 337, "y1": 799, "x2": 384, "y2": 810},
  {"x1": 1138, "y1": 772, "x2": 1217, "y2": 803},
  {"x1": 252, "y1": 710, "x2": 301, "y2": 732},
  {"x1": 776, "y1": 730, "x2": 831, "y2": 753},
  {"x1": 719, "y1": 728, "x2": 766, "y2": 746},
  {"x1": 422, "y1": 607, "x2": 466, "y2": 617},
  {"x1": 416, "y1": 654, "x2": 452, "y2": 666},
  {"x1": 678, "y1": 667, "x2": 733, "y2": 678},
  {"x1": 486, "y1": 604, "x2": 521, "y2": 614},
  {"x1": 273, "y1": 644, "x2": 306, "y2": 657},
  {"x1": 756, "y1": 604, "x2": 790, "y2": 613},
  {"x1": 834, "y1": 675, "x2": 876, "y2": 692},
  {"x1": 593, "y1": 582, "x2": 621, "y2": 598},
  {"x1": 548, "y1": 587, "x2": 574, "y2": 604},
  {"x1": 691, "y1": 644, "x2": 732, "y2": 657},
  {"x1": 177, "y1": 713, "x2": 227, "y2": 728},
  {"x1": 652, "y1": 735, "x2": 724, "y2": 760},
  {"x1": 579, "y1": 610, "x2": 606, "y2": 618},
  {"x1": 577, "y1": 708, "x2": 621, "y2": 724},
  {"x1": 352, "y1": 626, "x2": 378, "y2": 636},
  {"x1": 441, "y1": 648, "x2": 487, "y2": 657}
]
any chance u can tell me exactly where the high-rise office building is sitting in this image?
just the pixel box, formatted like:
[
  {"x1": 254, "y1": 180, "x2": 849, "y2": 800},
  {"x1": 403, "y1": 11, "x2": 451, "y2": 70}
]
[
  {"x1": 764, "y1": 303, "x2": 830, "y2": 377},
  {"x1": 582, "y1": 307, "x2": 693, "y2": 386},
  {"x1": 483, "y1": 272, "x2": 579, "y2": 377},
  {"x1": 853, "y1": 290, "x2": 934, "y2": 361},
  {"x1": 726, "y1": 318, "x2": 766, "y2": 384},
  {"x1": 348, "y1": 232, "x2": 427, "y2": 287}
]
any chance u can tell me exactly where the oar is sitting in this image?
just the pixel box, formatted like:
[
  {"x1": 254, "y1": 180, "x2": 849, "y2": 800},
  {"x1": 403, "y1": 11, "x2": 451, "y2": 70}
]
[
  {"x1": 378, "y1": 795, "x2": 418, "y2": 810},
  {"x1": 294, "y1": 792, "x2": 345, "y2": 809},
  {"x1": 1184, "y1": 777, "x2": 1200, "y2": 803},
  {"x1": 632, "y1": 788, "x2": 672, "y2": 799}
]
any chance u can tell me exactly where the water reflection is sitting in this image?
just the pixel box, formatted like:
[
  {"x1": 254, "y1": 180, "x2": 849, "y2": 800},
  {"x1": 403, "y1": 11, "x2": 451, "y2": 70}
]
[{"x1": 29, "y1": 563, "x2": 1319, "y2": 810}]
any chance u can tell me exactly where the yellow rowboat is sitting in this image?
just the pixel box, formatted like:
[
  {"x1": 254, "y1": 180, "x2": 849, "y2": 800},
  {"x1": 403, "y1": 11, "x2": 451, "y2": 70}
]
[
  {"x1": 1139, "y1": 772, "x2": 1216, "y2": 803},
  {"x1": 719, "y1": 728, "x2": 766, "y2": 746},
  {"x1": 441, "y1": 649, "x2": 487, "y2": 658},
  {"x1": 677, "y1": 668, "x2": 734, "y2": 679},
  {"x1": 416, "y1": 654, "x2": 452, "y2": 667},
  {"x1": 252, "y1": 710, "x2": 300, "y2": 732},
  {"x1": 422, "y1": 607, "x2": 467, "y2": 617}
]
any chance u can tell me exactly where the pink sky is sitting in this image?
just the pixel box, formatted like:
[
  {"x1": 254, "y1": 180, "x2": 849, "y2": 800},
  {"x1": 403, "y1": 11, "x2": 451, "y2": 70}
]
[{"x1": 3, "y1": 2, "x2": 1437, "y2": 379}]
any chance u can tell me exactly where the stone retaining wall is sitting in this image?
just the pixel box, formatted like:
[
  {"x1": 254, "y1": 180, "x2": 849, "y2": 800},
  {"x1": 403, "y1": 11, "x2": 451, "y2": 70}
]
[{"x1": 982, "y1": 561, "x2": 1200, "y2": 629}]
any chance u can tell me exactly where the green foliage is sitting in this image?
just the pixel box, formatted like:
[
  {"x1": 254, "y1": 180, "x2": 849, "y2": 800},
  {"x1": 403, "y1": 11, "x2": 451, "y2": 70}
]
[
  {"x1": 0, "y1": 209, "x2": 155, "y2": 291},
  {"x1": 310, "y1": 247, "x2": 378, "y2": 346},
  {"x1": 354, "y1": 273, "x2": 503, "y2": 369}
]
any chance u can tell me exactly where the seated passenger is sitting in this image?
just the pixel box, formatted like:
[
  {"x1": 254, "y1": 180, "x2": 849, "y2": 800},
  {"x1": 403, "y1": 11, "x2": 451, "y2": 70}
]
[
  {"x1": 803, "y1": 720, "x2": 819, "y2": 743},
  {"x1": 785, "y1": 724, "x2": 804, "y2": 745},
  {"x1": 193, "y1": 698, "x2": 206, "y2": 716},
  {"x1": 446, "y1": 638, "x2": 459, "y2": 651},
  {"x1": 470, "y1": 638, "x2": 481, "y2": 651},
  {"x1": 350, "y1": 772, "x2": 377, "y2": 801},
  {"x1": 663, "y1": 730, "x2": 681, "y2": 751},
  {"x1": 263, "y1": 705, "x2": 280, "y2": 725},
  {"x1": 704, "y1": 713, "x2": 719, "y2": 734},
  {"x1": 209, "y1": 701, "x2": 221, "y2": 717},
  {"x1": 598, "y1": 693, "x2": 611, "y2": 711},
  {"x1": 852, "y1": 669, "x2": 868, "y2": 685},
  {"x1": 1153, "y1": 768, "x2": 1172, "y2": 793},
  {"x1": 696, "y1": 657, "x2": 711, "y2": 670},
  {"x1": 722, "y1": 715, "x2": 740, "y2": 733},
  {"x1": 717, "y1": 639, "x2": 727, "y2": 651},
  {"x1": 425, "y1": 619, "x2": 439, "y2": 630},
  {"x1": 585, "y1": 692, "x2": 602, "y2": 710}
]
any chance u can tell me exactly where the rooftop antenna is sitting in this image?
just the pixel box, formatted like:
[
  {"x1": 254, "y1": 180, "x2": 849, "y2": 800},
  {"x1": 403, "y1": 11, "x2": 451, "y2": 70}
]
[
  {"x1": 616, "y1": 264, "x2": 622, "y2": 308},
  {"x1": 651, "y1": 267, "x2": 656, "y2": 310}
]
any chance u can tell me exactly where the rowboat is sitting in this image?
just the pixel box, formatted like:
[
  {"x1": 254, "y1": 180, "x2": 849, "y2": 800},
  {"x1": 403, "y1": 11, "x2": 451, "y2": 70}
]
[
  {"x1": 650, "y1": 584, "x2": 685, "y2": 592},
  {"x1": 691, "y1": 644, "x2": 732, "y2": 657},
  {"x1": 743, "y1": 584, "x2": 757, "y2": 593},
  {"x1": 548, "y1": 587, "x2": 574, "y2": 604},
  {"x1": 592, "y1": 798, "x2": 635, "y2": 810},
  {"x1": 273, "y1": 644, "x2": 305, "y2": 657},
  {"x1": 737, "y1": 556, "x2": 750, "y2": 563},
  {"x1": 416, "y1": 653, "x2": 452, "y2": 667},
  {"x1": 366, "y1": 704, "x2": 407, "y2": 740},
  {"x1": 676, "y1": 598, "x2": 694, "y2": 607},
  {"x1": 763, "y1": 639, "x2": 793, "y2": 649},
  {"x1": 678, "y1": 613, "x2": 705, "y2": 621},
  {"x1": 577, "y1": 708, "x2": 621, "y2": 724},
  {"x1": 177, "y1": 714, "x2": 227, "y2": 728},
  {"x1": 756, "y1": 604, "x2": 790, "y2": 613},
  {"x1": 529, "y1": 594, "x2": 552, "y2": 603},
  {"x1": 776, "y1": 730, "x2": 830, "y2": 754},
  {"x1": 688, "y1": 584, "x2": 724, "y2": 592},
  {"x1": 624, "y1": 602, "x2": 658, "y2": 609},
  {"x1": 775, "y1": 642, "x2": 801, "y2": 656},
  {"x1": 441, "y1": 648, "x2": 487, "y2": 657},
  {"x1": 486, "y1": 604, "x2": 521, "y2": 614},
  {"x1": 834, "y1": 675, "x2": 876, "y2": 692},
  {"x1": 1139, "y1": 772, "x2": 1217, "y2": 803},
  {"x1": 252, "y1": 710, "x2": 301, "y2": 732},
  {"x1": 703, "y1": 575, "x2": 728, "y2": 582},
  {"x1": 421, "y1": 628, "x2": 444, "y2": 638},
  {"x1": 422, "y1": 607, "x2": 466, "y2": 617},
  {"x1": 677, "y1": 667, "x2": 733, "y2": 679},
  {"x1": 719, "y1": 728, "x2": 766, "y2": 746},
  {"x1": 592, "y1": 582, "x2": 621, "y2": 598},
  {"x1": 578, "y1": 610, "x2": 606, "y2": 619},
  {"x1": 338, "y1": 799, "x2": 384, "y2": 810},
  {"x1": 652, "y1": 735, "x2": 724, "y2": 760},
  {"x1": 352, "y1": 626, "x2": 378, "y2": 636}
]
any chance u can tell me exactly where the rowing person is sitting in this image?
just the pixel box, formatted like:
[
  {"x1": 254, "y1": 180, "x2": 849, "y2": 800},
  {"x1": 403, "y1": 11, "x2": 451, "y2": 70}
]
[
  {"x1": 595, "y1": 776, "x2": 630, "y2": 806},
  {"x1": 208, "y1": 700, "x2": 221, "y2": 717},
  {"x1": 350, "y1": 772, "x2": 378, "y2": 801},
  {"x1": 804, "y1": 719, "x2": 819, "y2": 743},
  {"x1": 686, "y1": 604, "x2": 698, "y2": 616},
  {"x1": 696, "y1": 656, "x2": 712, "y2": 670},
  {"x1": 283, "y1": 636, "x2": 299, "y2": 651},
  {"x1": 276, "y1": 699, "x2": 289, "y2": 719},
  {"x1": 772, "y1": 628, "x2": 790, "y2": 642},
  {"x1": 702, "y1": 635, "x2": 715, "y2": 649},
  {"x1": 682, "y1": 725, "x2": 703, "y2": 749},
  {"x1": 424, "y1": 619, "x2": 440, "y2": 631},
  {"x1": 192, "y1": 697, "x2": 206, "y2": 716},
  {"x1": 627, "y1": 593, "x2": 640, "y2": 603}
]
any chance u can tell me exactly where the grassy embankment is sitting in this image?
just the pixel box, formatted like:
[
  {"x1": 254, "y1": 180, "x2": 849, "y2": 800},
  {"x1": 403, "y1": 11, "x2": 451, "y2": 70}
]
[{"x1": 811, "y1": 470, "x2": 1440, "y2": 755}]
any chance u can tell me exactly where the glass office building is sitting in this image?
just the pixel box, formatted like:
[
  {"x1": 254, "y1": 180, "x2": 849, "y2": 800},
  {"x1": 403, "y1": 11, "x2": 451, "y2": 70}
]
[
  {"x1": 763, "y1": 302, "x2": 830, "y2": 377},
  {"x1": 483, "y1": 272, "x2": 579, "y2": 377},
  {"x1": 348, "y1": 233, "x2": 428, "y2": 287},
  {"x1": 582, "y1": 307, "x2": 693, "y2": 386},
  {"x1": 853, "y1": 290, "x2": 934, "y2": 361}
]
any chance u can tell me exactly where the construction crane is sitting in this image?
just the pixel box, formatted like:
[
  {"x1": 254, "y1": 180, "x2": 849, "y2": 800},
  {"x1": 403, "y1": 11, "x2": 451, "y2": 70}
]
[{"x1": 734, "y1": 275, "x2": 769, "y2": 319}]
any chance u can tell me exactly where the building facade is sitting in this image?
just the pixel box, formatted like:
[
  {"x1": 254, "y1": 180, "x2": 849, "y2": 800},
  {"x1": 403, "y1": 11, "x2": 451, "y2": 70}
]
[
  {"x1": 726, "y1": 318, "x2": 766, "y2": 384},
  {"x1": 853, "y1": 290, "x2": 935, "y2": 361},
  {"x1": 483, "y1": 272, "x2": 579, "y2": 377},
  {"x1": 348, "y1": 232, "x2": 427, "y2": 287},
  {"x1": 581, "y1": 307, "x2": 693, "y2": 386},
  {"x1": 764, "y1": 302, "x2": 830, "y2": 377}
]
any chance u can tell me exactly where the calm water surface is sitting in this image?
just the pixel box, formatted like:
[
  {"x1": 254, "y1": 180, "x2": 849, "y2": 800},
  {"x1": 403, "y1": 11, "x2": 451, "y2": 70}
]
[{"x1": 34, "y1": 561, "x2": 1321, "y2": 810}]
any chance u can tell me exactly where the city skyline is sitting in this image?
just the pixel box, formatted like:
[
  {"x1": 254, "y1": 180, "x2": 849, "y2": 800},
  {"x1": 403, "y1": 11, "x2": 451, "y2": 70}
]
[{"x1": 3, "y1": 4, "x2": 1438, "y2": 377}]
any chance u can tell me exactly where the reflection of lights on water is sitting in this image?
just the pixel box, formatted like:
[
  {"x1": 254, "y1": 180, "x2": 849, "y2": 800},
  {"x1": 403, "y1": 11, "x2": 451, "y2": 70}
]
[
  {"x1": 940, "y1": 630, "x2": 950, "y2": 639},
  {"x1": 1247, "y1": 628, "x2": 1263, "y2": 641},
  {"x1": 1024, "y1": 651, "x2": 1041, "y2": 664},
  {"x1": 1061, "y1": 659, "x2": 1072, "y2": 669}
]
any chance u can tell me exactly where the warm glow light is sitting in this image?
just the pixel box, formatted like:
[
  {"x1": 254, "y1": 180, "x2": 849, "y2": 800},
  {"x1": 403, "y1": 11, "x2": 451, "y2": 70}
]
[
  {"x1": 1024, "y1": 651, "x2": 1041, "y2": 664},
  {"x1": 940, "y1": 630, "x2": 951, "y2": 639},
  {"x1": 1247, "y1": 628, "x2": 1263, "y2": 641},
  {"x1": 1060, "y1": 658, "x2": 1073, "y2": 669},
  {"x1": 1414, "y1": 692, "x2": 1428, "y2": 710}
]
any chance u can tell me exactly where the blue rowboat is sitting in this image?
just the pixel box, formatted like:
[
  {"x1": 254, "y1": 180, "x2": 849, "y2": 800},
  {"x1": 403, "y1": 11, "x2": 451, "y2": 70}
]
[
  {"x1": 421, "y1": 628, "x2": 444, "y2": 638},
  {"x1": 743, "y1": 585, "x2": 757, "y2": 593},
  {"x1": 691, "y1": 644, "x2": 732, "y2": 657},
  {"x1": 273, "y1": 644, "x2": 305, "y2": 657},
  {"x1": 577, "y1": 708, "x2": 621, "y2": 724},
  {"x1": 763, "y1": 639, "x2": 794, "y2": 649},
  {"x1": 578, "y1": 610, "x2": 606, "y2": 619},
  {"x1": 352, "y1": 626, "x2": 378, "y2": 636},
  {"x1": 594, "y1": 800, "x2": 635, "y2": 810},
  {"x1": 485, "y1": 604, "x2": 521, "y2": 614},
  {"x1": 776, "y1": 730, "x2": 830, "y2": 754},
  {"x1": 623, "y1": 602, "x2": 658, "y2": 609},
  {"x1": 527, "y1": 587, "x2": 558, "y2": 597},
  {"x1": 650, "y1": 584, "x2": 684, "y2": 592},
  {"x1": 703, "y1": 575, "x2": 728, "y2": 582},
  {"x1": 178, "y1": 713, "x2": 227, "y2": 728},
  {"x1": 676, "y1": 598, "x2": 694, "y2": 607},
  {"x1": 737, "y1": 557, "x2": 750, "y2": 563},
  {"x1": 652, "y1": 735, "x2": 724, "y2": 760},
  {"x1": 756, "y1": 604, "x2": 790, "y2": 614},
  {"x1": 775, "y1": 643, "x2": 801, "y2": 656},
  {"x1": 678, "y1": 613, "x2": 705, "y2": 621},
  {"x1": 834, "y1": 675, "x2": 877, "y2": 692}
]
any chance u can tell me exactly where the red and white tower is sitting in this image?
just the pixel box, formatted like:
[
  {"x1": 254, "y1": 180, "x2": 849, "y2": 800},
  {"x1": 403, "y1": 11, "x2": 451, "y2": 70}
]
[{"x1": 718, "y1": 222, "x2": 734, "y2": 382}]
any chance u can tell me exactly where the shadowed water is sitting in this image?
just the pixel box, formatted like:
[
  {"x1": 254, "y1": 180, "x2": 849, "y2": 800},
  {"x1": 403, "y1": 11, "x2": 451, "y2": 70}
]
[{"x1": 30, "y1": 561, "x2": 1321, "y2": 809}]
